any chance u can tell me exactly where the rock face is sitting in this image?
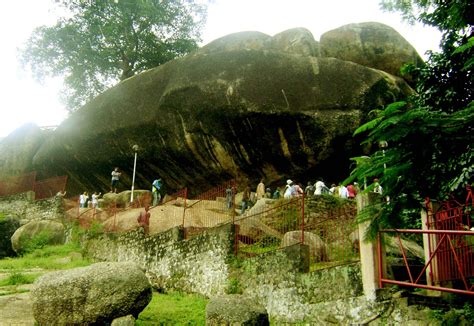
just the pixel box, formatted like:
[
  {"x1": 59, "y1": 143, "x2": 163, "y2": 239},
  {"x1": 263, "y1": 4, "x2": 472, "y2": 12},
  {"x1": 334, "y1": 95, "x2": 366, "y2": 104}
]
[
  {"x1": 31, "y1": 262, "x2": 152, "y2": 325},
  {"x1": 0, "y1": 24, "x2": 416, "y2": 195},
  {"x1": 10, "y1": 220, "x2": 65, "y2": 254},
  {"x1": 206, "y1": 295, "x2": 269, "y2": 326},
  {"x1": 0, "y1": 123, "x2": 46, "y2": 179},
  {"x1": 0, "y1": 215, "x2": 20, "y2": 257},
  {"x1": 320, "y1": 22, "x2": 423, "y2": 80}
]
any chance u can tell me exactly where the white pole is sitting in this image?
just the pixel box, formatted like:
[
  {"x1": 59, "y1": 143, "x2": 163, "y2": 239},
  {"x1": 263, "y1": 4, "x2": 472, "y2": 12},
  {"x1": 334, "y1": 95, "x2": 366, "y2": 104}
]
[{"x1": 131, "y1": 150, "x2": 137, "y2": 203}]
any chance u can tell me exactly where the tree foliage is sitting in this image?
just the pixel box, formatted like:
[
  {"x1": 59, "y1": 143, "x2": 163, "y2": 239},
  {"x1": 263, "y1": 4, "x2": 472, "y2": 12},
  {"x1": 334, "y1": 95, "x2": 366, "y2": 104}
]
[
  {"x1": 347, "y1": 0, "x2": 473, "y2": 234},
  {"x1": 20, "y1": 0, "x2": 207, "y2": 111}
]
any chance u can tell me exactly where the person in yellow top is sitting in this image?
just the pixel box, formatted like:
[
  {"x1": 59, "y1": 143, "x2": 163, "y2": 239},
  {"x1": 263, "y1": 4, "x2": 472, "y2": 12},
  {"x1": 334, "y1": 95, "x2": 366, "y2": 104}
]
[{"x1": 256, "y1": 179, "x2": 265, "y2": 200}]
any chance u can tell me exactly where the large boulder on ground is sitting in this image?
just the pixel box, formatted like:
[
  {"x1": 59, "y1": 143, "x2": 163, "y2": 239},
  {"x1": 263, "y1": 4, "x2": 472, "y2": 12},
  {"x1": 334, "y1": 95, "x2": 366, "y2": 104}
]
[
  {"x1": 0, "y1": 214, "x2": 20, "y2": 257},
  {"x1": 282, "y1": 231, "x2": 328, "y2": 262},
  {"x1": 31, "y1": 262, "x2": 152, "y2": 325},
  {"x1": 320, "y1": 22, "x2": 424, "y2": 80},
  {"x1": 206, "y1": 295, "x2": 269, "y2": 326},
  {"x1": 2, "y1": 25, "x2": 414, "y2": 195},
  {"x1": 10, "y1": 220, "x2": 65, "y2": 254}
]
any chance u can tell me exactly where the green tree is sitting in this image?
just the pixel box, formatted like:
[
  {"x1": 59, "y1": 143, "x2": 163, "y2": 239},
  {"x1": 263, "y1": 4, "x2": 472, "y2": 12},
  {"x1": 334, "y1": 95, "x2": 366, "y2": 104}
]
[
  {"x1": 20, "y1": 0, "x2": 207, "y2": 111},
  {"x1": 347, "y1": 0, "x2": 473, "y2": 236}
]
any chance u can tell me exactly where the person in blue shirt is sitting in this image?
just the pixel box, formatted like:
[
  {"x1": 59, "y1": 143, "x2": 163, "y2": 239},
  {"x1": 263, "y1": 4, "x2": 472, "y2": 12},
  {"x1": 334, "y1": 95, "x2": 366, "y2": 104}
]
[{"x1": 152, "y1": 178, "x2": 162, "y2": 206}]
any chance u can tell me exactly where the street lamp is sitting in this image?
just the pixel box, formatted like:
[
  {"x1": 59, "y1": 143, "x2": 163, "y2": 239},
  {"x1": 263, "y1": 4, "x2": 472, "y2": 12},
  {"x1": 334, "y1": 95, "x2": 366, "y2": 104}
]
[{"x1": 130, "y1": 144, "x2": 139, "y2": 203}]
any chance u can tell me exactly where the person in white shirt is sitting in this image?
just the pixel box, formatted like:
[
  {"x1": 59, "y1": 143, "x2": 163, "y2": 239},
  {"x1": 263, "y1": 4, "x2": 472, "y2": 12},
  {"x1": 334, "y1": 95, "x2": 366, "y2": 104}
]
[
  {"x1": 91, "y1": 192, "x2": 101, "y2": 208},
  {"x1": 338, "y1": 185, "x2": 349, "y2": 199},
  {"x1": 314, "y1": 179, "x2": 326, "y2": 196}
]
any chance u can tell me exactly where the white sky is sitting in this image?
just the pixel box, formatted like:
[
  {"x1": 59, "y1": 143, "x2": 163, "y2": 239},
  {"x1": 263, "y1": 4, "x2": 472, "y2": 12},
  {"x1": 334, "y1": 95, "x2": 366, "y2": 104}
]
[{"x1": 0, "y1": 0, "x2": 442, "y2": 138}]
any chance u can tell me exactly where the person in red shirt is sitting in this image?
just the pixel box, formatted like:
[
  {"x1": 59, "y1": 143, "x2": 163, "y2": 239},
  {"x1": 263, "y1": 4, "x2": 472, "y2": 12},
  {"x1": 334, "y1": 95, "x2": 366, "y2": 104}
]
[
  {"x1": 137, "y1": 205, "x2": 151, "y2": 235},
  {"x1": 347, "y1": 184, "x2": 357, "y2": 199}
]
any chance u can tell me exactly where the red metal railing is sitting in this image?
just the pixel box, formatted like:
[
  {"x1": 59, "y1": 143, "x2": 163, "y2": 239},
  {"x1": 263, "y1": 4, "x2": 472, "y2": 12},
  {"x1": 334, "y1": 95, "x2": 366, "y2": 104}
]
[
  {"x1": 235, "y1": 196, "x2": 304, "y2": 257},
  {"x1": 183, "y1": 180, "x2": 236, "y2": 239},
  {"x1": 0, "y1": 172, "x2": 37, "y2": 197},
  {"x1": 304, "y1": 202, "x2": 358, "y2": 269},
  {"x1": 378, "y1": 229, "x2": 474, "y2": 295},
  {"x1": 33, "y1": 175, "x2": 68, "y2": 200}
]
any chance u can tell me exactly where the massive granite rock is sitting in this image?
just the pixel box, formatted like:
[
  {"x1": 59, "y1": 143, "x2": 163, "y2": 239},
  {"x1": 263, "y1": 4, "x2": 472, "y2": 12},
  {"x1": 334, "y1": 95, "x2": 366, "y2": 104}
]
[
  {"x1": 320, "y1": 22, "x2": 423, "y2": 80},
  {"x1": 0, "y1": 124, "x2": 46, "y2": 179},
  {"x1": 1, "y1": 24, "x2": 417, "y2": 195}
]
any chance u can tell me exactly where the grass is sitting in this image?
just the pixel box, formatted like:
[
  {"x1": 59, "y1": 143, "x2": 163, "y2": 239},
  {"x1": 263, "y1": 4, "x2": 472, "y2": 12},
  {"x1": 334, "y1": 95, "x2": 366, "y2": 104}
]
[
  {"x1": 0, "y1": 272, "x2": 40, "y2": 286},
  {"x1": 0, "y1": 243, "x2": 92, "y2": 271},
  {"x1": 136, "y1": 292, "x2": 208, "y2": 325}
]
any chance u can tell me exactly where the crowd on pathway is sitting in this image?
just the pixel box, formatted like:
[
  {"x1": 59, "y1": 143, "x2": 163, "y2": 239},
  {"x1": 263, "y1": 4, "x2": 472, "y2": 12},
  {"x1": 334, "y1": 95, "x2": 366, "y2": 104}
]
[{"x1": 234, "y1": 177, "x2": 384, "y2": 214}]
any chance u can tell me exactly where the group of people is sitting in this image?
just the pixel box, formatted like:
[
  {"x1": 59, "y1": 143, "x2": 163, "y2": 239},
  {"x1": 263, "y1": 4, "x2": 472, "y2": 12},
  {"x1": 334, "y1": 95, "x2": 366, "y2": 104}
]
[{"x1": 79, "y1": 191, "x2": 102, "y2": 208}]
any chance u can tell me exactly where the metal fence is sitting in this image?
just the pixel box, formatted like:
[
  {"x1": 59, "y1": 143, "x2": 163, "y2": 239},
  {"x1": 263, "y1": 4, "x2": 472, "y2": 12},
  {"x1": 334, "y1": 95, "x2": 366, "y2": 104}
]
[
  {"x1": 0, "y1": 172, "x2": 37, "y2": 197},
  {"x1": 304, "y1": 201, "x2": 358, "y2": 269},
  {"x1": 183, "y1": 180, "x2": 236, "y2": 239},
  {"x1": 0, "y1": 171, "x2": 68, "y2": 200},
  {"x1": 34, "y1": 175, "x2": 68, "y2": 200},
  {"x1": 378, "y1": 229, "x2": 474, "y2": 295},
  {"x1": 235, "y1": 196, "x2": 304, "y2": 257}
]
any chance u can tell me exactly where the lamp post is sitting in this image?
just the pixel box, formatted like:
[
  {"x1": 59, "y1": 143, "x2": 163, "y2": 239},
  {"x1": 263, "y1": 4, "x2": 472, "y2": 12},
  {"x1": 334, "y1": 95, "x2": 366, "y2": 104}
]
[{"x1": 130, "y1": 144, "x2": 139, "y2": 203}]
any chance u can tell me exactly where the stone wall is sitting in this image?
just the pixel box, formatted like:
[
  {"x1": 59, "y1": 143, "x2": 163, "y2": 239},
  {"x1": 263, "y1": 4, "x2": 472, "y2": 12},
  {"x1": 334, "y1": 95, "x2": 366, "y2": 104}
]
[
  {"x1": 84, "y1": 224, "x2": 371, "y2": 323},
  {"x1": 0, "y1": 191, "x2": 62, "y2": 223},
  {"x1": 237, "y1": 245, "x2": 364, "y2": 323},
  {"x1": 85, "y1": 224, "x2": 235, "y2": 297}
]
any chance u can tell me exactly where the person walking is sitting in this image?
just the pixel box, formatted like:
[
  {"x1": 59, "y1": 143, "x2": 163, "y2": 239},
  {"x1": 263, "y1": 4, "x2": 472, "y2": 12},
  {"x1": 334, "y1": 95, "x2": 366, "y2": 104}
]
[
  {"x1": 110, "y1": 167, "x2": 121, "y2": 193},
  {"x1": 152, "y1": 178, "x2": 162, "y2": 206}
]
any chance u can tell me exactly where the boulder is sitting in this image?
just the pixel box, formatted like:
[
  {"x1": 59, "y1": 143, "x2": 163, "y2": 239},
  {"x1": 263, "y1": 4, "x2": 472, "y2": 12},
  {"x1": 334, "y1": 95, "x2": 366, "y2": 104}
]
[
  {"x1": 269, "y1": 27, "x2": 320, "y2": 57},
  {"x1": 386, "y1": 235, "x2": 424, "y2": 260},
  {"x1": 0, "y1": 123, "x2": 46, "y2": 179},
  {"x1": 101, "y1": 190, "x2": 152, "y2": 208},
  {"x1": 282, "y1": 231, "x2": 328, "y2": 262},
  {"x1": 2, "y1": 27, "x2": 414, "y2": 195},
  {"x1": 206, "y1": 295, "x2": 269, "y2": 326},
  {"x1": 0, "y1": 215, "x2": 20, "y2": 257},
  {"x1": 320, "y1": 22, "x2": 424, "y2": 80},
  {"x1": 31, "y1": 262, "x2": 152, "y2": 325},
  {"x1": 10, "y1": 220, "x2": 65, "y2": 254}
]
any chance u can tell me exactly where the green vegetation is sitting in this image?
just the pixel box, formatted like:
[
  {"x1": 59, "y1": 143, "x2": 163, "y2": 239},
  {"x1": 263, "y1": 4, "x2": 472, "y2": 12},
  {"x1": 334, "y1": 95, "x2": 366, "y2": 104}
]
[
  {"x1": 347, "y1": 0, "x2": 473, "y2": 237},
  {"x1": 137, "y1": 291, "x2": 208, "y2": 326},
  {"x1": 0, "y1": 243, "x2": 91, "y2": 271},
  {"x1": 0, "y1": 272, "x2": 39, "y2": 287},
  {"x1": 20, "y1": 0, "x2": 208, "y2": 111},
  {"x1": 226, "y1": 277, "x2": 243, "y2": 295},
  {"x1": 20, "y1": 230, "x2": 55, "y2": 255}
]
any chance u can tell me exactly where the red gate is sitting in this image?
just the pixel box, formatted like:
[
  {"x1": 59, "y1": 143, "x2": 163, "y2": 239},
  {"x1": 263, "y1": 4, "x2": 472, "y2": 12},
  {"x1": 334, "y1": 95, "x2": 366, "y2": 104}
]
[{"x1": 378, "y1": 185, "x2": 474, "y2": 295}]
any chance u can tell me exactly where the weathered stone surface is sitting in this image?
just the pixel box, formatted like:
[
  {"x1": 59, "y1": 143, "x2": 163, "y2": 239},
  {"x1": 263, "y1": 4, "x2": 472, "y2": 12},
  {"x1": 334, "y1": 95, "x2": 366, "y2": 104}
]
[
  {"x1": 0, "y1": 123, "x2": 46, "y2": 179},
  {"x1": 282, "y1": 231, "x2": 328, "y2": 262},
  {"x1": 198, "y1": 31, "x2": 271, "y2": 54},
  {"x1": 320, "y1": 22, "x2": 423, "y2": 80},
  {"x1": 206, "y1": 295, "x2": 269, "y2": 326},
  {"x1": 1, "y1": 26, "x2": 414, "y2": 195},
  {"x1": 10, "y1": 220, "x2": 65, "y2": 254},
  {"x1": 0, "y1": 214, "x2": 20, "y2": 257},
  {"x1": 101, "y1": 190, "x2": 152, "y2": 208},
  {"x1": 269, "y1": 27, "x2": 320, "y2": 57},
  {"x1": 111, "y1": 315, "x2": 136, "y2": 326},
  {"x1": 31, "y1": 262, "x2": 152, "y2": 325},
  {"x1": 386, "y1": 235, "x2": 424, "y2": 259}
]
